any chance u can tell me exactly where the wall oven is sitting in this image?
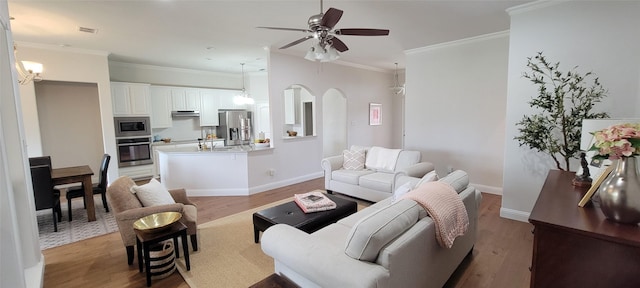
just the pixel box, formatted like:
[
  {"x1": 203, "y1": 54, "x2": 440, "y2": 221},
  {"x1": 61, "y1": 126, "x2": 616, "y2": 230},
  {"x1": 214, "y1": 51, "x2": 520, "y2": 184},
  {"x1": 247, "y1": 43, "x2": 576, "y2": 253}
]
[
  {"x1": 114, "y1": 116, "x2": 151, "y2": 138},
  {"x1": 116, "y1": 137, "x2": 153, "y2": 167}
]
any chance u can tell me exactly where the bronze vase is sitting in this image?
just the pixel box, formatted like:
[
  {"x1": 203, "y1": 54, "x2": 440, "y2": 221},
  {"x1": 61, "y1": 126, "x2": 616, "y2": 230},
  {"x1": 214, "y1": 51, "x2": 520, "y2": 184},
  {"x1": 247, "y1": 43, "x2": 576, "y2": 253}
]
[{"x1": 598, "y1": 156, "x2": 640, "y2": 224}]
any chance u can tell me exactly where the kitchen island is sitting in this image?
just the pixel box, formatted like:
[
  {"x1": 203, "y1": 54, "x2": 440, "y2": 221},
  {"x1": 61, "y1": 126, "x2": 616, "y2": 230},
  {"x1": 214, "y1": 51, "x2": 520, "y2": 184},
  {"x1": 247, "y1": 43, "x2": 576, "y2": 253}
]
[{"x1": 157, "y1": 145, "x2": 276, "y2": 196}]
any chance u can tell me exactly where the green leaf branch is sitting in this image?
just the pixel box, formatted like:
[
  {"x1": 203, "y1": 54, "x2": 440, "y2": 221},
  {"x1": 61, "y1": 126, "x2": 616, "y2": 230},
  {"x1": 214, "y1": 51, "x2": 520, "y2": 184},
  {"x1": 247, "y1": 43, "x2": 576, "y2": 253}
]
[{"x1": 515, "y1": 52, "x2": 608, "y2": 171}]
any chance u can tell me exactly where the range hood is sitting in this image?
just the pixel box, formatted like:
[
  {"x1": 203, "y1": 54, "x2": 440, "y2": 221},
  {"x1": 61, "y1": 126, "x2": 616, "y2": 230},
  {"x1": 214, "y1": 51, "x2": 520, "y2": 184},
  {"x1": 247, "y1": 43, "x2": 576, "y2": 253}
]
[{"x1": 171, "y1": 110, "x2": 200, "y2": 117}]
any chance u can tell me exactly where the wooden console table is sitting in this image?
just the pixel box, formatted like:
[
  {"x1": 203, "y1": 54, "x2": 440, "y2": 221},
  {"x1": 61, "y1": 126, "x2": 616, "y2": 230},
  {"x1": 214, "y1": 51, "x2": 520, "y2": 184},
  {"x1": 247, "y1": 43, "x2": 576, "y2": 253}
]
[{"x1": 529, "y1": 170, "x2": 640, "y2": 288}]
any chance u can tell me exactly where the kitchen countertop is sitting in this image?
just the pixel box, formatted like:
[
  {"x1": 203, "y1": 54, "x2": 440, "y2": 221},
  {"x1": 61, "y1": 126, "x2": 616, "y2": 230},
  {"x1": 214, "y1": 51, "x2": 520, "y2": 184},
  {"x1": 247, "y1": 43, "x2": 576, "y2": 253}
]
[
  {"x1": 152, "y1": 139, "x2": 225, "y2": 146},
  {"x1": 157, "y1": 145, "x2": 272, "y2": 153}
]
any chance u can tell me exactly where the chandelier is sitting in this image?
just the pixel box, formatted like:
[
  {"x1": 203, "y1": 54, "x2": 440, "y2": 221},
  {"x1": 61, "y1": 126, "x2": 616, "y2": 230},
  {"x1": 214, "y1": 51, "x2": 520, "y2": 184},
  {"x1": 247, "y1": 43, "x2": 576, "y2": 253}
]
[
  {"x1": 234, "y1": 63, "x2": 255, "y2": 105},
  {"x1": 390, "y1": 63, "x2": 405, "y2": 95}
]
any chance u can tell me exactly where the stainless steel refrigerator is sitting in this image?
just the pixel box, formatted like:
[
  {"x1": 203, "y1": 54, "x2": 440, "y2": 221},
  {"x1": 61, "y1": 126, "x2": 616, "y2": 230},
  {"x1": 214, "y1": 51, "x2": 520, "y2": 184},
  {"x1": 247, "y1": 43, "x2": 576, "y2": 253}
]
[{"x1": 217, "y1": 109, "x2": 252, "y2": 146}]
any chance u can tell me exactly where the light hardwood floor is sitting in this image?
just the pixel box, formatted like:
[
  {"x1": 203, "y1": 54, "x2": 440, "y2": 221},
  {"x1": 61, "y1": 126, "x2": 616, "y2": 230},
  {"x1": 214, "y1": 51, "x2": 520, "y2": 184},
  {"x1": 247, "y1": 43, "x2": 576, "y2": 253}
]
[{"x1": 42, "y1": 177, "x2": 533, "y2": 288}]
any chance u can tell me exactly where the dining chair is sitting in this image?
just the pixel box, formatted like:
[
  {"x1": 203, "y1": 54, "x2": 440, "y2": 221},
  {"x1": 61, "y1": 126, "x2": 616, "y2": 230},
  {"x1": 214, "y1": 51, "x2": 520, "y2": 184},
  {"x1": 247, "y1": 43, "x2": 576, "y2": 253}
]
[
  {"x1": 28, "y1": 156, "x2": 63, "y2": 214},
  {"x1": 65, "y1": 154, "x2": 111, "y2": 221},
  {"x1": 30, "y1": 165, "x2": 62, "y2": 232}
]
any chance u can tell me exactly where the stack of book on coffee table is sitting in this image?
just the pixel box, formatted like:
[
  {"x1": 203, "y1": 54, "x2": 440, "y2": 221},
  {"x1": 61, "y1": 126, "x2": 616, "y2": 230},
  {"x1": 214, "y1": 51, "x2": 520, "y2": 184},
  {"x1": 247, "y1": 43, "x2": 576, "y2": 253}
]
[{"x1": 294, "y1": 191, "x2": 337, "y2": 213}]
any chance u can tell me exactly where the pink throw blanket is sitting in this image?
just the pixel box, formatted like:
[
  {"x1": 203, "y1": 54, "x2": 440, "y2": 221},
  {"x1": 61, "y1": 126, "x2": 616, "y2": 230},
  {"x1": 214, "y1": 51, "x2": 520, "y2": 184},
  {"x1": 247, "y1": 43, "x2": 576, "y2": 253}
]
[{"x1": 401, "y1": 181, "x2": 469, "y2": 248}]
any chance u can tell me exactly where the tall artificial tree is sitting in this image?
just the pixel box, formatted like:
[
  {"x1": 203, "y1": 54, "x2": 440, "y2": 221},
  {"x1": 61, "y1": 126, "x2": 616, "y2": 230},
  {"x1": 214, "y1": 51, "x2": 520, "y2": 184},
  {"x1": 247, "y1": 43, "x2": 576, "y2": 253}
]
[{"x1": 515, "y1": 52, "x2": 608, "y2": 171}]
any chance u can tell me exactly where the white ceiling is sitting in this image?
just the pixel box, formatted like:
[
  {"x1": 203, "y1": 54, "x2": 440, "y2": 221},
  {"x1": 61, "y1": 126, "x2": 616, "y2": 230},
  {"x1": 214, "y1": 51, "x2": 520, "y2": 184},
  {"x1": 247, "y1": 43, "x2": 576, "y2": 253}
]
[{"x1": 8, "y1": 0, "x2": 531, "y2": 74}]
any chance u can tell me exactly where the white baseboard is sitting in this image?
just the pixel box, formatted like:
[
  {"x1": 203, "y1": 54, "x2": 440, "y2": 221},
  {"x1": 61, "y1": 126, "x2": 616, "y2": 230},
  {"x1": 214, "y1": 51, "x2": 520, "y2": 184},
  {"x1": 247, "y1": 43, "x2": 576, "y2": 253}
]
[
  {"x1": 471, "y1": 183, "x2": 502, "y2": 195},
  {"x1": 186, "y1": 172, "x2": 324, "y2": 197},
  {"x1": 25, "y1": 253, "x2": 44, "y2": 288},
  {"x1": 500, "y1": 207, "x2": 530, "y2": 223}
]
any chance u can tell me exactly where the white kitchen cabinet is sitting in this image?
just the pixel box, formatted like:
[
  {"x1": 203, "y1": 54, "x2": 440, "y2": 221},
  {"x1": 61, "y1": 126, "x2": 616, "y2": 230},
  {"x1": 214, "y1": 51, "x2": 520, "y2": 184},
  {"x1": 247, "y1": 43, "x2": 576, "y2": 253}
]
[
  {"x1": 118, "y1": 164, "x2": 154, "y2": 180},
  {"x1": 283, "y1": 87, "x2": 300, "y2": 124},
  {"x1": 218, "y1": 89, "x2": 241, "y2": 109},
  {"x1": 150, "y1": 86, "x2": 172, "y2": 128},
  {"x1": 199, "y1": 89, "x2": 220, "y2": 126},
  {"x1": 111, "y1": 82, "x2": 151, "y2": 116},
  {"x1": 171, "y1": 88, "x2": 201, "y2": 111}
]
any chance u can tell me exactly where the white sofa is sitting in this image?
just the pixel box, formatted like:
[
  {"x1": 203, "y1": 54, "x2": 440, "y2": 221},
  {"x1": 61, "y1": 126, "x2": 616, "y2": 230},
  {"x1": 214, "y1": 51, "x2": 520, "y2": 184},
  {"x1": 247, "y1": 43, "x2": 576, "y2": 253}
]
[
  {"x1": 321, "y1": 146, "x2": 435, "y2": 202},
  {"x1": 261, "y1": 170, "x2": 482, "y2": 288}
]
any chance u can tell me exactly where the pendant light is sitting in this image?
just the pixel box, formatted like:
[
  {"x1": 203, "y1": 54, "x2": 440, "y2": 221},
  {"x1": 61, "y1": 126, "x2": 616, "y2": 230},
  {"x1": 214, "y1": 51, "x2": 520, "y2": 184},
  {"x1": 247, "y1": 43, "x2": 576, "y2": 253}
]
[
  {"x1": 234, "y1": 63, "x2": 255, "y2": 105},
  {"x1": 390, "y1": 62, "x2": 405, "y2": 95}
]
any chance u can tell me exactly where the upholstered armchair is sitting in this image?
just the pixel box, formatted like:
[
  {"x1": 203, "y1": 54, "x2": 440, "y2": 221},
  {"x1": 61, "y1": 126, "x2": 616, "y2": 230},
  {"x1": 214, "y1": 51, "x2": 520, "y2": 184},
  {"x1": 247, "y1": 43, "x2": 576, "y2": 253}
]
[{"x1": 106, "y1": 176, "x2": 198, "y2": 265}]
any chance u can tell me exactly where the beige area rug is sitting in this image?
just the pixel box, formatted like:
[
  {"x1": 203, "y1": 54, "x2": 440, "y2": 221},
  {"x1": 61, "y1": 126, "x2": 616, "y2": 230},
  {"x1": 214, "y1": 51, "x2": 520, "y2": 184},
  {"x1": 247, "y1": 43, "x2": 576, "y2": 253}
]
[
  {"x1": 175, "y1": 196, "x2": 367, "y2": 288},
  {"x1": 175, "y1": 198, "x2": 291, "y2": 288}
]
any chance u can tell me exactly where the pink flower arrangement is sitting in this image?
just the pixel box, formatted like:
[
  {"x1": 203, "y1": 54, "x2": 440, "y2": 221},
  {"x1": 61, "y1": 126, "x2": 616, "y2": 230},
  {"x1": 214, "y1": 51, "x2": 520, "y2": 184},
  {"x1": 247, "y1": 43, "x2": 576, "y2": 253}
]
[{"x1": 590, "y1": 123, "x2": 640, "y2": 159}]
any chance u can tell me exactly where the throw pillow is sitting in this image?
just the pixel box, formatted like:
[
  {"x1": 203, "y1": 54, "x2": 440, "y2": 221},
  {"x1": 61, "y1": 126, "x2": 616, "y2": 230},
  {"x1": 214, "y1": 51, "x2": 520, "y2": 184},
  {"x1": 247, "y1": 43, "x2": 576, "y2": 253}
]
[
  {"x1": 414, "y1": 171, "x2": 439, "y2": 188},
  {"x1": 343, "y1": 149, "x2": 365, "y2": 170},
  {"x1": 392, "y1": 181, "x2": 413, "y2": 201},
  {"x1": 130, "y1": 178, "x2": 176, "y2": 207},
  {"x1": 344, "y1": 199, "x2": 421, "y2": 262}
]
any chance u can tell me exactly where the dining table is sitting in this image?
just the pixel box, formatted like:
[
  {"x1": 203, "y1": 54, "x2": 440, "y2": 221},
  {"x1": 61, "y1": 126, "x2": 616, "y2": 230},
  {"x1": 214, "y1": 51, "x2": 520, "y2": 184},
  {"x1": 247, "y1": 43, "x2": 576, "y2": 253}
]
[{"x1": 51, "y1": 165, "x2": 96, "y2": 221}]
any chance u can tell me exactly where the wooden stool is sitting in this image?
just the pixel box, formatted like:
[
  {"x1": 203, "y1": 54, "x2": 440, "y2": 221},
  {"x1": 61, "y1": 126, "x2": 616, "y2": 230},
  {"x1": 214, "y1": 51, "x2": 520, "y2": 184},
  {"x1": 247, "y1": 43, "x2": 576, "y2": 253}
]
[{"x1": 135, "y1": 222, "x2": 190, "y2": 287}]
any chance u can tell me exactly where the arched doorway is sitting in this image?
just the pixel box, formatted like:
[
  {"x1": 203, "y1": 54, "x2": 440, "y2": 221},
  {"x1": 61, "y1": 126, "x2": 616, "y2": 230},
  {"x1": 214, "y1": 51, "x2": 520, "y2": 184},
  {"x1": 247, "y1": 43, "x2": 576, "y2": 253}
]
[{"x1": 322, "y1": 89, "x2": 347, "y2": 157}]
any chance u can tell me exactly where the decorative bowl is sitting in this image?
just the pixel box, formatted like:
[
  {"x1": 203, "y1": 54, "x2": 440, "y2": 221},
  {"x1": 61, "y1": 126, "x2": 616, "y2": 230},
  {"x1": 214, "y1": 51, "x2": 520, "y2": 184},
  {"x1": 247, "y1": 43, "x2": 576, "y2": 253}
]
[
  {"x1": 133, "y1": 212, "x2": 182, "y2": 233},
  {"x1": 287, "y1": 131, "x2": 298, "y2": 137},
  {"x1": 255, "y1": 142, "x2": 270, "y2": 148}
]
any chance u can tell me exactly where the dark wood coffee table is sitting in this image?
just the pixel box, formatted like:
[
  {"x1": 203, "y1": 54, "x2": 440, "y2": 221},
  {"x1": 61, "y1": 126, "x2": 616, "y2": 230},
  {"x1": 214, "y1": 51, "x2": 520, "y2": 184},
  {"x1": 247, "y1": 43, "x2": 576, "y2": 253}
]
[{"x1": 253, "y1": 192, "x2": 357, "y2": 243}]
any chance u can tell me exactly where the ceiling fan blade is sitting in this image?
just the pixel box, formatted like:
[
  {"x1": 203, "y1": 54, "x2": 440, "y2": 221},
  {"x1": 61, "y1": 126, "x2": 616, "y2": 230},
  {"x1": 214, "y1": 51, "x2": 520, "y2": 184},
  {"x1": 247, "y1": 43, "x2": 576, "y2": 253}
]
[
  {"x1": 257, "y1": 26, "x2": 311, "y2": 33},
  {"x1": 279, "y1": 35, "x2": 314, "y2": 49},
  {"x1": 321, "y1": 8, "x2": 343, "y2": 29},
  {"x1": 330, "y1": 37, "x2": 349, "y2": 52},
  {"x1": 334, "y1": 28, "x2": 390, "y2": 36}
]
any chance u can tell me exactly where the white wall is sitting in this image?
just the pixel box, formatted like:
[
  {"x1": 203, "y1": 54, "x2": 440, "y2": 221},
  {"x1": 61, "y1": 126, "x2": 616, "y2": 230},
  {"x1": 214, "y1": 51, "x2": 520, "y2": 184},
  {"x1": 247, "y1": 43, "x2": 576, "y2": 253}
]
[
  {"x1": 405, "y1": 32, "x2": 509, "y2": 193},
  {"x1": 109, "y1": 61, "x2": 241, "y2": 89},
  {"x1": 501, "y1": 1, "x2": 640, "y2": 221},
  {"x1": 1, "y1": 3, "x2": 43, "y2": 287},
  {"x1": 15, "y1": 44, "x2": 119, "y2": 183},
  {"x1": 265, "y1": 52, "x2": 395, "y2": 186},
  {"x1": 322, "y1": 88, "x2": 347, "y2": 157}
]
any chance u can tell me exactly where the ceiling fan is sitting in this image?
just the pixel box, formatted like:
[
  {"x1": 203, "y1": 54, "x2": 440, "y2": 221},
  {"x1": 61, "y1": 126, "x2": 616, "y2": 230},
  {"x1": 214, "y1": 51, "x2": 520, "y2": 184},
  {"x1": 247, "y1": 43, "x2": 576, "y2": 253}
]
[{"x1": 258, "y1": 0, "x2": 389, "y2": 56}]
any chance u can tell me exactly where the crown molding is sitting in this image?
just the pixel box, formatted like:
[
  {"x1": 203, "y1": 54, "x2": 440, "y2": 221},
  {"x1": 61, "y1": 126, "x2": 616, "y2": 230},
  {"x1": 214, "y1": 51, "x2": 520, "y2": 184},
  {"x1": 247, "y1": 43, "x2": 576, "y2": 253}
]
[
  {"x1": 405, "y1": 30, "x2": 509, "y2": 55},
  {"x1": 506, "y1": 0, "x2": 570, "y2": 16},
  {"x1": 14, "y1": 41, "x2": 110, "y2": 56},
  {"x1": 109, "y1": 61, "x2": 241, "y2": 78}
]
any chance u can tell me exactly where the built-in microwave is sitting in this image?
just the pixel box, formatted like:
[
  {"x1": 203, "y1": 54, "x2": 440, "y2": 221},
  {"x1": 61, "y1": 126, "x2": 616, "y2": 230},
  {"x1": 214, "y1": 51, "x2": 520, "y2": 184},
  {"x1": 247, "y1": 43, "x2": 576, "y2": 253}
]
[{"x1": 114, "y1": 116, "x2": 151, "y2": 138}]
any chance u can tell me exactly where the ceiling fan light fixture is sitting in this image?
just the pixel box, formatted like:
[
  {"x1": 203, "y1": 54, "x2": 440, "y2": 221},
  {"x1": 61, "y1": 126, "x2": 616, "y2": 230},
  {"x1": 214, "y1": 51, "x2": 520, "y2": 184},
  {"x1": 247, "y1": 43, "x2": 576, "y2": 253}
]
[
  {"x1": 327, "y1": 46, "x2": 340, "y2": 61},
  {"x1": 304, "y1": 47, "x2": 316, "y2": 61}
]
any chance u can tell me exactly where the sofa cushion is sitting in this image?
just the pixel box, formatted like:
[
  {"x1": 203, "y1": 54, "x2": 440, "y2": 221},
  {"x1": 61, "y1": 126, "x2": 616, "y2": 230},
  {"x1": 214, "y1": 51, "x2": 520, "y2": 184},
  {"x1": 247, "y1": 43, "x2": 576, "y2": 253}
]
[
  {"x1": 365, "y1": 146, "x2": 401, "y2": 172},
  {"x1": 332, "y1": 169, "x2": 375, "y2": 185},
  {"x1": 359, "y1": 172, "x2": 394, "y2": 192},
  {"x1": 338, "y1": 198, "x2": 394, "y2": 228},
  {"x1": 130, "y1": 178, "x2": 176, "y2": 207},
  {"x1": 343, "y1": 149, "x2": 365, "y2": 170},
  {"x1": 393, "y1": 181, "x2": 413, "y2": 201},
  {"x1": 394, "y1": 150, "x2": 421, "y2": 171},
  {"x1": 415, "y1": 170, "x2": 439, "y2": 188},
  {"x1": 438, "y1": 170, "x2": 469, "y2": 194},
  {"x1": 344, "y1": 199, "x2": 421, "y2": 262}
]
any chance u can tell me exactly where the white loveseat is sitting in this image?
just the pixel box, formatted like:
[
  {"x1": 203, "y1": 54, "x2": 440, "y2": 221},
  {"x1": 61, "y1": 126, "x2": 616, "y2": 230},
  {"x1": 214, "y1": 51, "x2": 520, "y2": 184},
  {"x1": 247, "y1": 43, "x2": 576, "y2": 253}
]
[
  {"x1": 261, "y1": 170, "x2": 482, "y2": 288},
  {"x1": 321, "y1": 146, "x2": 435, "y2": 202}
]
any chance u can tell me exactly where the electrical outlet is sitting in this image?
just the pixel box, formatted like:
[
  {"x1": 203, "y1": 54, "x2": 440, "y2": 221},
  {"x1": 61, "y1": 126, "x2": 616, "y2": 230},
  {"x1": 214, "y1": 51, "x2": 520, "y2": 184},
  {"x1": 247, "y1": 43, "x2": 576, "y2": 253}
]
[
  {"x1": 447, "y1": 166, "x2": 454, "y2": 173},
  {"x1": 268, "y1": 169, "x2": 276, "y2": 176}
]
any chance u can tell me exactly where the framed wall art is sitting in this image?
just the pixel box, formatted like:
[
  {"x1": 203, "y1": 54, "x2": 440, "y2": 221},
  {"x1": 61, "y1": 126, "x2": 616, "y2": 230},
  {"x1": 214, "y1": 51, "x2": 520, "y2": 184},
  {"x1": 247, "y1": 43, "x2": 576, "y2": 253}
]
[{"x1": 369, "y1": 103, "x2": 382, "y2": 126}]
